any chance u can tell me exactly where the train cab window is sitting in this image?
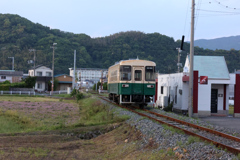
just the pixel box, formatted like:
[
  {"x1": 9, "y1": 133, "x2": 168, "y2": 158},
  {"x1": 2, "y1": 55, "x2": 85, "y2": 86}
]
[
  {"x1": 145, "y1": 66, "x2": 155, "y2": 81},
  {"x1": 120, "y1": 65, "x2": 131, "y2": 81},
  {"x1": 134, "y1": 70, "x2": 142, "y2": 81}
]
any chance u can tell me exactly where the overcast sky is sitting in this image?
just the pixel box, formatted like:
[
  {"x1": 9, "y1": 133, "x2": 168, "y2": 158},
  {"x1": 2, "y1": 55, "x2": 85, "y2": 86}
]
[{"x1": 1, "y1": 0, "x2": 240, "y2": 41}]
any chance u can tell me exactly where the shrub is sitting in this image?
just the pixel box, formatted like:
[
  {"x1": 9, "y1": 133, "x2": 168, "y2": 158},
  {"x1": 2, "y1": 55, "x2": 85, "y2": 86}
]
[
  {"x1": 0, "y1": 84, "x2": 10, "y2": 91},
  {"x1": 163, "y1": 102, "x2": 173, "y2": 112},
  {"x1": 70, "y1": 88, "x2": 78, "y2": 97},
  {"x1": 76, "y1": 92, "x2": 83, "y2": 101},
  {"x1": 2, "y1": 80, "x2": 10, "y2": 84}
]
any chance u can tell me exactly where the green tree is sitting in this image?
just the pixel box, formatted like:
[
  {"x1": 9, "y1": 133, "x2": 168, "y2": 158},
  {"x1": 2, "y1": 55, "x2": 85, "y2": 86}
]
[{"x1": 24, "y1": 76, "x2": 36, "y2": 88}]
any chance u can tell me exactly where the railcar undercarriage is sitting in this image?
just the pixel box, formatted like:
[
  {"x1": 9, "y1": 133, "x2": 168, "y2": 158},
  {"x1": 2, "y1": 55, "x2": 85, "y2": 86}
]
[{"x1": 108, "y1": 93, "x2": 153, "y2": 109}]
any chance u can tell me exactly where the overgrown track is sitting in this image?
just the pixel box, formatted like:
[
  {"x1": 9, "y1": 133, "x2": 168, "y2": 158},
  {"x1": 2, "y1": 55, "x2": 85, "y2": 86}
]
[{"x1": 97, "y1": 94, "x2": 240, "y2": 155}]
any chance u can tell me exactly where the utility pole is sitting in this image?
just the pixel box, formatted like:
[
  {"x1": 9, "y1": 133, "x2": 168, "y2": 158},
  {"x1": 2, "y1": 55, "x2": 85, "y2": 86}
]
[
  {"x1": 51, "y1": 43, "x2": 57, "y2": 93},
  {"x1": 101, "y1": 70, "x2": 103, "y2": 90},
  {"x1": 29, "y1": 49, "x2": 36, "y2": 76},
  {"x1": 188, "y1": 0, "x2": 195, "y2": 117},
  {"x1": 176, "y1": 48, "x2": 182, "y2": 73},
  {"x1": 8, "y1": 57, "x2": 14, "y2": 70},
  {"x1": 72, "y1": 50, "x2": 76, "y2": 89}
]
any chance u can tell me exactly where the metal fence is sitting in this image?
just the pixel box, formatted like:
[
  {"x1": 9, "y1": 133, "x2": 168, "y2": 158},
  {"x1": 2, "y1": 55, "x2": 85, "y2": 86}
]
[{"x1": 0, "y1": 90, "x2": 68, "y2": 96}]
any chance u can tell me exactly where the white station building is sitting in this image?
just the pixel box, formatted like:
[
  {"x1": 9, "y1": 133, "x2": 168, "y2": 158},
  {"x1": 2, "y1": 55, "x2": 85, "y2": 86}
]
[{"x1": 156, "y1": 55, "x2": 240, "y2": 117}]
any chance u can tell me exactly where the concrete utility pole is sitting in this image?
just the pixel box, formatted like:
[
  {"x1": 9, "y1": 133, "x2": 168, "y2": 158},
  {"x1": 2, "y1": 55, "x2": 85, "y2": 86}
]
[
  {"x1": 101, "y1": 70, "x2": 103, "y2": 90},
  {"x1": 51, "y1": 43, "x2": 57, "y2": 92},
  {"x1": 176, "y1": 48, "x2": 182, "y2": 73},
  {"x1": 29, "y1": 49, "x2": 36, "y2": 76},
  {"x1": 8, "y1": 57, "x2": 14, "y2": 70},
  {"x1": 188, "y1": 0, "x2": 195, "y2": 117},
  {"x1": 72, "y1": 50, "x2": 76, "y2": 89}
]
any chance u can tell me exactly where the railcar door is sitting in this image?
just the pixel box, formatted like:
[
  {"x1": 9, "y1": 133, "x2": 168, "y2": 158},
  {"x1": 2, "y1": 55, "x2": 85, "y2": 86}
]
[{"x1": 132, "y1": 66, "x2": 144, "y2": 102}]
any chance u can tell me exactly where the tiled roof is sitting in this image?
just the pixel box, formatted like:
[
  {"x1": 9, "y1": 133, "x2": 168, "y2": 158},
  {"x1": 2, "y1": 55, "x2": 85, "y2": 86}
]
[{"x1": 0, "y1": 70, "x2": 23, "y2": 76}]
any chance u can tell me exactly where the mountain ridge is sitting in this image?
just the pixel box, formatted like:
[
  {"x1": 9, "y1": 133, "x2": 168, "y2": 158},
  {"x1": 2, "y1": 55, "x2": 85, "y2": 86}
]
[{"x1": 0, "y1": 13, "x2": 240, "y2": 75}]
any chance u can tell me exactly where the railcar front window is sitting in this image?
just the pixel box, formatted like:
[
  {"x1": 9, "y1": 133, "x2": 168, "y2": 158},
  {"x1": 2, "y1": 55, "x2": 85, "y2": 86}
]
[
  {"x1": 135, "y1": 70, "x2": 142, "y2": 81},
  {"x1": 120, "y1": 65, "x2": 131, "y2": 81},
  {"x1": 145, "y1": 66, "x2": 155, "y2": 81}
]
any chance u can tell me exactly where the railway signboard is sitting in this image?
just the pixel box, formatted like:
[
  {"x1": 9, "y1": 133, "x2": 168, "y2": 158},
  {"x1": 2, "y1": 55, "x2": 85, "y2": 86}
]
[{"x1": 200, "y1": 76, "x2": 208, "y2": 84}]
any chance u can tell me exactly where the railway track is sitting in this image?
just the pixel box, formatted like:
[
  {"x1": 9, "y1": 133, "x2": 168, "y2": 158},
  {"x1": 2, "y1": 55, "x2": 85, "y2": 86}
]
[{"x1": 97, "y1": 94, "x2": 240, "y2": 155}]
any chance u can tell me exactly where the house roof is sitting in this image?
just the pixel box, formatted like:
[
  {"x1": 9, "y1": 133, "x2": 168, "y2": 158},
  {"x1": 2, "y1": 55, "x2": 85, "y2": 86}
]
[
  {"x1": 189, "y1": 56, "x2": 230, "y2": 79},
  {"x1": 30, "y1": 65, "x2": 51, "y2": 70},
  {"x1": 54, "y1": 74, "x2": 71, "y2": 77},
  {"x1": 0, "y1": 70, "x2": 23, "y2": 76}
]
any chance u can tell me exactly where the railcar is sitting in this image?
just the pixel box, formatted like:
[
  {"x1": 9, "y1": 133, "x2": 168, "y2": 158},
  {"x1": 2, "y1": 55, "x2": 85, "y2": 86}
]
[{"x1": 107, "y1": 59, "x2": 156, "y2": 108}]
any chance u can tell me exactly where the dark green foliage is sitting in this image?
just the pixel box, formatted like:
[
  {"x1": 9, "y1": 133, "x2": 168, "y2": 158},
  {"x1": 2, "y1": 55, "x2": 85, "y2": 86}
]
[
  {"x1": 47, "y1": 78, "x2": 58, "y2": 91},
  {"x1": 76, "y1": 92, "x2": 83, "y2": 102},
  {"x1": 24, "y1": 76, "x2": 36, "y2": 88},
  {"x1": 0, "y1": 82, "x2": 25, "y2": 90},
  {"x1": 70, "y1": 88, "x2": 83, "y2": 101},
  {"x1": 0, "y1": 14, "x2": 240, "y2": 74},
  {"x1": 11, "y1": 82, "x2": 25, "y2": 88},
  {"x1": 0, "y1": 84, "x2": 10, "y2": 91},
  {"x1": 163, "y1": 102, "x2": 173, "y2": 112},
  {"x1": 70, "y1": 88, "x2": 78, "y2": 97},
  {"x1": 2, "y1": 80, "x2": 10, "y2": 84}
]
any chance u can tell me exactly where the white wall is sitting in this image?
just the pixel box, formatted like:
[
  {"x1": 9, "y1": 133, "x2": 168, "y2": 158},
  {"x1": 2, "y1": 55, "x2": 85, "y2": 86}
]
[
  {"x1": 157, "y1": 73, "x2": 184, "y2": 109},
  {"x1": 198, "y1": 82, "x2": 211, "y2": 111},
  {"x1": 198, "y1": 79, "x2": 230, "y2": 112},
  {"x1": 35, "y1": 82, "x2": 46, "y2": 92},
  {"x1": 29, "y1": 66, "x2": 52, "y2": 77},
  {"x1": 0, "y1": 75, "x2": 12, "y2": 83}
]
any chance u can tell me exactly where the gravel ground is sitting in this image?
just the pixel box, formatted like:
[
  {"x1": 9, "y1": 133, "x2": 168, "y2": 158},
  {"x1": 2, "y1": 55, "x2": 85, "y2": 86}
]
[{"x1": 104, "y1": 101, "x2": 240, "y2": 160}]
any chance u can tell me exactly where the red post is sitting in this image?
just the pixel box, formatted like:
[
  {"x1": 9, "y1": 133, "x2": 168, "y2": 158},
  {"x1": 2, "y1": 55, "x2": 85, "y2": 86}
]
[
  {"x1": 223, "y1": 84, "x2": 226, "y2": 110},
  {"x1": 193, "y1": 71, "x2": 198, "y2": 113},
  {"x1": 234, "y1": 74, "x2": 240, "y2": 114}
]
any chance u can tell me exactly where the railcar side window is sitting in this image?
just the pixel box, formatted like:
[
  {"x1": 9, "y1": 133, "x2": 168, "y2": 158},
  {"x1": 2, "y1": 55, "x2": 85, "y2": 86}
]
[
  {"x1": 145, "y1": 66, "x2": 155, "y2": 81},
  {"x1": 134, "y1": 70, "x2": 142, "y2": 81},
  {"x1": 120, "y1": 65, "x2": 131, "y2": 81}
]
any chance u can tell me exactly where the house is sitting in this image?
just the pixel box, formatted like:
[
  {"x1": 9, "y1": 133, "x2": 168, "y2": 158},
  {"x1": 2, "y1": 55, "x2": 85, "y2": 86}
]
[
  {"x1": 156, "y1": 55, "x2": 231, "y2": 117},
  {"x1": 54, "y1": 74, "x2": 72, "y2": 91},
  {"x1": 28, "y1": 65, "x2": 52, "y2": 92},
  {"x1": 0, "y1": 70, "x2": 23, "y2": 83}
]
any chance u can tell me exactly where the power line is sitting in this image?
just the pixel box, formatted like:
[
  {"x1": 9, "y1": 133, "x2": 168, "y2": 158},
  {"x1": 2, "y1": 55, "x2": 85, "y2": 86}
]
[{"x1": 210, "y1": 0, "x2": 240, "y2": 11}]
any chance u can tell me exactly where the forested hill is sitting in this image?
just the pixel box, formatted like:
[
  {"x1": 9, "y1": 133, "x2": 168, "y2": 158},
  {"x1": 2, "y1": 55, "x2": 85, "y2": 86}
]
[{"x1": 0, "y1": 14, "x2": 240, "y2": 75}]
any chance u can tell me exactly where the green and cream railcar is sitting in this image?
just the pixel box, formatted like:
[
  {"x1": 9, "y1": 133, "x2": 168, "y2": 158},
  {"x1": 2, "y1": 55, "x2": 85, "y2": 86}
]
[{"x1": 108, "y1": 59, "x2": 156, "y2": 107}]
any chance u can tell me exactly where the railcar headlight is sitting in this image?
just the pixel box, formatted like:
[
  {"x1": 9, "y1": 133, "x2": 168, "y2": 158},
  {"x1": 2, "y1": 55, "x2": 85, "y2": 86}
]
[
  {"x1": 147, "y1": 85, "x2": 154, "y2": 88},
  {"x1": 122, "y1": 84, "x2": 129, "y2": 87}
]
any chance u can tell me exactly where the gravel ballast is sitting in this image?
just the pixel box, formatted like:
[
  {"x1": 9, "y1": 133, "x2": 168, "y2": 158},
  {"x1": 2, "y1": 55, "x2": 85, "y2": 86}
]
[{"x1": 104, "y1": 100, "x2": 239, "y2": 160}]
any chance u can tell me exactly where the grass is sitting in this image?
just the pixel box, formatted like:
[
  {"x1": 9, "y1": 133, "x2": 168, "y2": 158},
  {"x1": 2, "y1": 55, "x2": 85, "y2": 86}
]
[
  {"x1": 78, "y1": 97, "x2": 129, "y2": 126},
  {"x1": 0, "y1": 95, "x2": 129, "y2": 134},
  {"x1": 187, "y1": 136, "x2": 200, "y2": 145},
  {"x1": 162, "y1": 124, "x2": 184, "y2": 134},
  {"x1": 229, "y1": 105, "x2": 234, "y2": 115},
  {"x1": 0, "y1": 95, "x2": 59, "y2": 102},
  {"x1": 52, "y1": 94, "x2": 71, "y2": 98},
  {"x1": 0, "y1": 116, "x2": 27, "y2": 133},
  {"x1": 0, "y1": 95, "x2": 181, "y2": 159}
]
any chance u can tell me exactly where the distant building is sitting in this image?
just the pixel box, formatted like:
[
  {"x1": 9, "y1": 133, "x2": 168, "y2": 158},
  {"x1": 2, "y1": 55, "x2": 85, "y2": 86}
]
[
  {"x1": 28, "y1": 65, "x2": 52, "y2": 92},
  {"x1": 0, "y1": 70, "x2": 23, "y2": 83},
  {"x1": 54, "y1": 74, "x2": 72, "y2": 91},
  {"x1": 69, "y1": 68, "x2": 108, "y2": 82}
]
